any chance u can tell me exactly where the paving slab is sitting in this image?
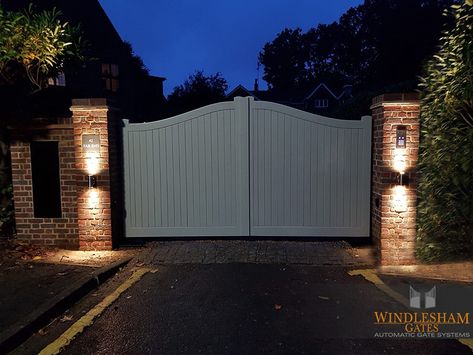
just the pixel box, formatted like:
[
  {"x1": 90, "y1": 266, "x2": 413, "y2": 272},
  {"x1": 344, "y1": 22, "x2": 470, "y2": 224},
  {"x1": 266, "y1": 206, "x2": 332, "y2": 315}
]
[{"x1": 138, "y1": 240, "x2": 375, "y2": 266}]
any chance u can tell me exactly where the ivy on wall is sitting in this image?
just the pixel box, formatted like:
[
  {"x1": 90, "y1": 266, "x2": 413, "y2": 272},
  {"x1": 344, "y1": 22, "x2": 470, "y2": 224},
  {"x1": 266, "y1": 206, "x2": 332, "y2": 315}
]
[{"x1": 417, "y1": 1, "x2": 473, "y2": 261}]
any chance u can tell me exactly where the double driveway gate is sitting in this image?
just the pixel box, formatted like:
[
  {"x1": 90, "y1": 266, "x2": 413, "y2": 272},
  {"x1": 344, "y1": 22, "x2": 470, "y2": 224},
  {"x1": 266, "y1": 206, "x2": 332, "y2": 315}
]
[{"x1": 123, "y1": 97, "x2": 372, "y2": 238}]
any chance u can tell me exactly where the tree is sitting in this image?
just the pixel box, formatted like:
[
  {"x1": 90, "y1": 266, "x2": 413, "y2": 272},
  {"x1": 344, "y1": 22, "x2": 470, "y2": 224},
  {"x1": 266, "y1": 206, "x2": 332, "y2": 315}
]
[
  {"x1": 416, "y1": 0, "x2": 473, "y2": 261},
  {"x1": 167, "y1": 71, "x2": 228, "y2": 115},
  {"x1": 0, "y1": 4, "x2": 84, "y2": 237},
  {"x1": 258, "y1": 0, "x2": 455, "y2": 93},
  {"x1": 258, "y1": 28, "x2": 309, "y2": 89},
  {"x1": 0, "y1": 4, "x2": 84, "y2": 92}
]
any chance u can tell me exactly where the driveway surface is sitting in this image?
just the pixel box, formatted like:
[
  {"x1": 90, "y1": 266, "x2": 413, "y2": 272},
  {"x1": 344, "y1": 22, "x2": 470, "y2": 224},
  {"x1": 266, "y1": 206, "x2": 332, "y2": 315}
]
[
  {"x1": 62, "y1": 263, "x2": 470, "y2": 355},
  {"x1": 11, "y1": 241, "x2": 472, "y2": 355}
]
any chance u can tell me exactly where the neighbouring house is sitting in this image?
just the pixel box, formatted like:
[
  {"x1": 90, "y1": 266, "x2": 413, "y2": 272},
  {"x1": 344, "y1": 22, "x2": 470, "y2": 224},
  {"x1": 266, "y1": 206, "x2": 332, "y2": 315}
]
[
  {"x1": 1, "y1": 0, "x2": 167, "y2": 122},
  {"x1": 226, "y1": 81, "x2": 353, "y2": 115}
]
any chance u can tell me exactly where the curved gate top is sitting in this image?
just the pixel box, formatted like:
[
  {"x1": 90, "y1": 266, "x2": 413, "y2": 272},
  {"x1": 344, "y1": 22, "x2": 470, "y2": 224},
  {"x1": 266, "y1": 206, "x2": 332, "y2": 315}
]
[{"x1": 123, "y1": 97, "x2": 372, "y2": 238}]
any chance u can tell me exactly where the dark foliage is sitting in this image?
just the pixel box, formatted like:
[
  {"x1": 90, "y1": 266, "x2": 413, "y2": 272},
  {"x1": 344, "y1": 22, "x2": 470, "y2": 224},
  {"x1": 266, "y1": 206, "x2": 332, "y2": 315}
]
[
  {"x1": 416, "y1": 1, "x2": 473, "y2": 261},
  {"x1": 167, "y1": 71, "x2": 228, "y2": 116},
  {"x1": 259, "y1": 0, "x2": 456, "y2": 118}
]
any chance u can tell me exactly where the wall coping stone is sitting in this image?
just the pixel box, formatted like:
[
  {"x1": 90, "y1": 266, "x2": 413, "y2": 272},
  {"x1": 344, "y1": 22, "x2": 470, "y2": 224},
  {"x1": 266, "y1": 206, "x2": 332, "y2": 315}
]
[{"x1": 370, "y1": 93, "x2": 420, "y2": 109}]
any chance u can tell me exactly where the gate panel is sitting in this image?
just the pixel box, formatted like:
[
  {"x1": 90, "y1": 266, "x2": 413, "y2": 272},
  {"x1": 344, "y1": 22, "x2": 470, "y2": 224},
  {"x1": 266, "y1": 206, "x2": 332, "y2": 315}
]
[
  {"x1": 123, "y1": 98, "x2": 249, "y2": 237},
  {"x1": 250, "y1": 101, "x2": 371, "y2": 237}
]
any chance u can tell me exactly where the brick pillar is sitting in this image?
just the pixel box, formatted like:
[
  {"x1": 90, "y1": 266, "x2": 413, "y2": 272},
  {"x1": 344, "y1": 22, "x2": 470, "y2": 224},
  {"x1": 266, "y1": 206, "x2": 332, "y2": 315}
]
[
  {"x1": 71, "y1": 99, "x2": 119, "y2": 251},
  {"x1": 371, "y1": 93, "x2": 420, "y2": 265}
]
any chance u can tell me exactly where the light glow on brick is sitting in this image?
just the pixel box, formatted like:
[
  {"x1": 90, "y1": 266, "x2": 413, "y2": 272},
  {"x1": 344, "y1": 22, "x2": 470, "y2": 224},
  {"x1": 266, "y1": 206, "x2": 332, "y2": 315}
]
[
  {"x1": 86, "y1": 155, "x2": 100, "y2": 175},
  {"x1": 393, "y1": 149, "x2": 406, "y2": 174},
  {"x1": 392, "y1": 185, "x2": 407, "y2": 212},
  {"x1": 88, "y1": 189, "x2": 100, "y2": 208}
]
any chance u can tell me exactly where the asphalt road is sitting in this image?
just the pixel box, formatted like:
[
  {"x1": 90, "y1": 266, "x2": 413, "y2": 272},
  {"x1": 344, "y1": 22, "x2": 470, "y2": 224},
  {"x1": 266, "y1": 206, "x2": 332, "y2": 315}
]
[{"x1": 58, "y1": 264, "x2": 470, "y2": 355}]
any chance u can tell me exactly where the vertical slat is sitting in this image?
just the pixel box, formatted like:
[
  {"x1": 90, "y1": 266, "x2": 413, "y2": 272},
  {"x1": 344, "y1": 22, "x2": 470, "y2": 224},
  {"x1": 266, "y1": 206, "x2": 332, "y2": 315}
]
[
  {"x1": 146, "y1": 131, "x2": 154, "y2": 227},
  {"x1": 210, "y1": 112, "x2": 217, "y2": 224},
  {"x1": 356, "y1": 128, "x2": 362, "y2": 227},
  {"x1": 127, "y1": 130, "x2": 134, "y2": 228},
  {"x1": 315, "y1": 126, "x2": 322, "y2": 226},
  {"x1": 171, "y1": 125, "x2": 180, "y2": 227},
  {"x1": 217, "y1": 111, "x2": 225, "y2": 225},
  {"x1": 361, "y1": 118, "x2": 372, "y2": 233},
  {"x1": 323, "y1": 127, "x2": 330, "y2": 227},
  {"x1": 204, "y1": 114, "x2": 212, "y2": 226},
  {"x1": 126, "y1": 129, "x2": 135, "y2": 228},
  {"x1": 223, "y1": 111, "x2": 231, "y2": 225},
  {"x1": 230, "y1": 109, "x2": 237, "y2": 225},
  {"x1": 185, "y1": 121, "x2": 194, "y2": 227},
  {"x1": 165, "y1": 128, "x2": 174, "y2": 227},
  {"x1": 230, "y1": 109, "x2": 236, "y2": 225},
  {"x1": 275, "y1": 112, "x2": 280, "y2": 226},
  {"x1": 303, "y1": 121, "x2": 310, "y2": 226},
  {"x1": 178, "y1": 124, "x2": 187, "y2": 227},
  {"x1": 262, "y1": 110, "x2": 272, "y2": 225},
  {"x1": 152, "y1": 130, "x2": 161, "y2": 227},
  {"x1": 197, "y1": 116, "x2": 205, "y2": 226},
  {"x1": 350, "y1": 129, "x2": 358, "y2": 227},
  {"x1": 132, "y1": 132, "x2": 142, "y2": 228},
  {"x1": 270, "y1": 110, "x2": 277, "y2": 226},
  {"x1": 336, "y1": 128, "x2": 344, "y2": 226},
  {"x1": 252, "y1": 109, "x2": 258, "y2": 226},
  {"x1": 122, "y1": 124, "x2": 131, "y2": 232},
  {"x1": 140, "y1": 134, "x2": 148, "y2": 227},
  {"x1": 234, "y1": 97, "x2": 249, "y2": 235},
  {"x1": 296, "y1": 118, "x2": 304, "y2": 226},
  {"x1": 343, "y1": 129, "x2": 350, "y2": 227}
]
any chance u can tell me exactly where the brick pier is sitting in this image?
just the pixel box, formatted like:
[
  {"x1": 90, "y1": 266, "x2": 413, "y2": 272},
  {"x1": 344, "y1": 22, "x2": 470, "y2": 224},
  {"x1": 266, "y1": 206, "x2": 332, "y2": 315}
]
[{"x1": 370, "y1": 93, "x2": 420, "y2": 265}]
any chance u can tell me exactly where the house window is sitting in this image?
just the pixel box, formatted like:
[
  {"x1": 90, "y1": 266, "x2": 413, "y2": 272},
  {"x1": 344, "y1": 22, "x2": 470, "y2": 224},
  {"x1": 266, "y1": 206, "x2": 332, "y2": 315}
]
[
  {"x1": 314, "y1": 99, "x2": 329, "y2": 108},
  {"x1": 102, "y1": 63, "x2": 119, "y2": 92},
  {"x1": 48, "y1": 72, "x2": 66, "y2": 86},
  {"x1": 30, "y1": 141, "x2": 62, "y2": 218}
]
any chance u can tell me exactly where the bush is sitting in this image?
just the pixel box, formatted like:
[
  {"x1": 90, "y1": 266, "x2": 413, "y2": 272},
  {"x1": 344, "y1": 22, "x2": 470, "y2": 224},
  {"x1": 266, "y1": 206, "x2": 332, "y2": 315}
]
[{"x1": 417, "y1": 1, "x2": 473, "y2": 261}]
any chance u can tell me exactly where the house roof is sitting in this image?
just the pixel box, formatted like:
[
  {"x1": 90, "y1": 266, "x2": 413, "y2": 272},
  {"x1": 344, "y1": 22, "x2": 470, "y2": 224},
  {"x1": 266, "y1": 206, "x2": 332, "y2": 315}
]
[
  {"x1": 226, "y1": 82, "x2": 349, "y2": 104},
  {"x1": 305, "y1": 83, "x2": 339, "y2": 100},
  {"x1": 226, "y1": 85, "x2": 256, "y2": 99}
]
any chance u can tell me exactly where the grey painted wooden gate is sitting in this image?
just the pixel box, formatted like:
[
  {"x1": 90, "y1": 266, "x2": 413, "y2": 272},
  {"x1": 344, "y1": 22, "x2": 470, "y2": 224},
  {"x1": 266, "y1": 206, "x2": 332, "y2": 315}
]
[{"x1": 123, "y1": 97, "x2": 371, "y2": 238}]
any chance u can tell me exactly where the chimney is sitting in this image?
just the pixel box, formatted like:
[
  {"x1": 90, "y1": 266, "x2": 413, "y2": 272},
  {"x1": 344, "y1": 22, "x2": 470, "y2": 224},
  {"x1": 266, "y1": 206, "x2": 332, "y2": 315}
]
[{"x1": 254, "y1": 79, "x2": 259, "y2": 92}]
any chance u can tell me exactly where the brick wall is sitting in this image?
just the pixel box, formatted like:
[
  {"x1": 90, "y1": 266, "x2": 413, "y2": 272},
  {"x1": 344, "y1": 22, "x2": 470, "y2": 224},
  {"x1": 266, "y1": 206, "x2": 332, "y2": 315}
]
[
  {"x1": 10, "y1": 123, "x2": 79, "y2": 248},
  {"x1": 10, "y1": 98, "x2": 122, "y2": 250},
  {"x1": 371, "y1": 93, "x2": 420, "y2": 265}
]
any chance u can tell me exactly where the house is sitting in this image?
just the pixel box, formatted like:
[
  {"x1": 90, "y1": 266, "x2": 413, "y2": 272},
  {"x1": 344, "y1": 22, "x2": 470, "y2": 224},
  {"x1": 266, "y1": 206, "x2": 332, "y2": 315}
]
[
  {"x1": 1, "y1": 0, "x2": 166, "y2": 122},
  {"x1": 226, "y1": 81, "x2": 353, "y2": 115}
]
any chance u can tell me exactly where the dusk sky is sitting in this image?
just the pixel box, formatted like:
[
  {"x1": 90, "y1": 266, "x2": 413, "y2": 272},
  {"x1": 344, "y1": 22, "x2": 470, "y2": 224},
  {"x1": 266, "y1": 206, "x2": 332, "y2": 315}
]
[{"x1": 98, "y1": 0, "x2": 363, "y2": 96}]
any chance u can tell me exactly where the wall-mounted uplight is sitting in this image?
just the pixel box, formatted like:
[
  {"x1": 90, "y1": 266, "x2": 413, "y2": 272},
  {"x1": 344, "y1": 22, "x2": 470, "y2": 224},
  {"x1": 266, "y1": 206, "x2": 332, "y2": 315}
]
[
  {"x1": 88, "y1": 175, "x2": 97, "y2": 189},
  {"x1": 82, "y1": 134, "x2": 101, "y2": 190},
  {"x1": 393, "y1": 126, "x2": 409, "y2": 186}
]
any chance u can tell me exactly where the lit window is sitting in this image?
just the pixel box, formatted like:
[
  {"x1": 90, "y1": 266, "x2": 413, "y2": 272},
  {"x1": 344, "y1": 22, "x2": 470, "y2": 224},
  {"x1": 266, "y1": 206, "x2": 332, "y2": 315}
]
[
  {"x1": 314, "y1": 99, "x2": 329, "y2": 108},
  {"x1": 48, "y1": 72, "x2": 66, "y2": 87},
  {"x1": 101, "y1": 63, "x2": 119, "y2": 92}
]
